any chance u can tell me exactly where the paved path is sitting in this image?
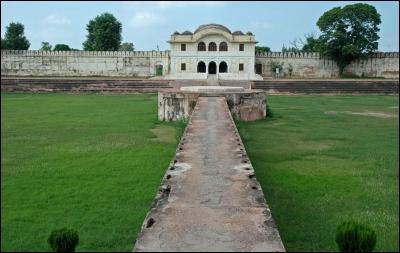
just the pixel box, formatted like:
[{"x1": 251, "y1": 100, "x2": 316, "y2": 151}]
[{"x1": 134, "y1": 97, "x2": 285, "y2": 252}]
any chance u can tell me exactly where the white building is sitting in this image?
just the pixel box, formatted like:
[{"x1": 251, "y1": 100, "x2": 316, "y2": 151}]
[{"x1": 166, "y1": 24, "x2": 262, "y2": 80}]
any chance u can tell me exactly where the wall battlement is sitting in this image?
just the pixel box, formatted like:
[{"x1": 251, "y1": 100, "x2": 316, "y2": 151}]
[
  {"x1": 255, "y1": 51, "x2": 399, "y2": 59},
  {"x1": 1, "y1": 50, "x2": 170, "y2": 57},
  {"x1": 1, "y1": 50, "x2": 398, "y2": 78}
]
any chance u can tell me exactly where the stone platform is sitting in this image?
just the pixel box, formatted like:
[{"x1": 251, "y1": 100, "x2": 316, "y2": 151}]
[
  {"x1": 134, "y1": 97, "x2": 285, "y2": 252},
  {"x1": 158, "y1": 86, "x2": 267, "y2": 121}
]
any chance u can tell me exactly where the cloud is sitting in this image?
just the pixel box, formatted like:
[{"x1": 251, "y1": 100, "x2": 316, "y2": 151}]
[
  {"x1": 45, "y1": 14, "x2": 71, "y2": 25},
  {"x1": 249, "y1": 21, "x2": 273, "y2": 29},
  {"x1": 154, "y1": 1, "x2": 225, "y2": 9},
  {"x1": 123, "y1": 1, "x2": 225, "y2": 9},
  {"x1": 130, "y1": 11, "x2": 165, "y2": 28}
]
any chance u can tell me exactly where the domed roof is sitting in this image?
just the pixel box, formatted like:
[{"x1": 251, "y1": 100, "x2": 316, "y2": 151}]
[
  {"x1": 173, "y1": 31, "x2": 180, "y2": 35},
  {"x1": 181, "y1": 30, "x2": 193, "y2": 35},
  {"x1": 232, "y1": 31, "x2": 244, "y2": 35},
  {"x1": 194, "y1": 24, "x2": 231, "y2": 34}
]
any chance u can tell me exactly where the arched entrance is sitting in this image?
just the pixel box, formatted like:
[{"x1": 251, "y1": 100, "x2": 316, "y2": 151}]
[
  {"x1": 197, "y1": 61, "x2": 206, "y2": 73},
  {"x1": 219, "y1": 61, "x2": 227, "y2": 73},
  {"x1": 208, "y1": 61, "x2": 217, "y2": 74}
]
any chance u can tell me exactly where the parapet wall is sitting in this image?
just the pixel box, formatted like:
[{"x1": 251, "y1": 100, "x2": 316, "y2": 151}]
[
  {"x1": 1, "y1": 50, "x2": 398, "y2": 78},
  {"x1": 1, "y1": 50, "x2": 170, "y2": 77},
  {"x1": 255, "y1": 52, "x2": 399, "y2": 78}
]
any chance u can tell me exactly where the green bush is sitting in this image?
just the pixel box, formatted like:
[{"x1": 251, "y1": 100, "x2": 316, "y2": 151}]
[
  {"x1": 48, "y1": 228, "x2": 79, "y2": 252},
  {"x1": 266, "y1": 106, "x2": 273, "y2": 118},
  {"x1": 336, "y1": 220, "x2": 376, "y2": 252}
]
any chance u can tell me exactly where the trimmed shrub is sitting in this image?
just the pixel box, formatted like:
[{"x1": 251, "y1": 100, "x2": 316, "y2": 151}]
[
  {"x1": 336, "y1": 220, "x2": 376, "y2": 252},
  {"x1": 266, "y1": 106, "x2": 273, "y2": 118},
  {"x1": 48, "y1": 228, "x2": 79, "y2": 252}
]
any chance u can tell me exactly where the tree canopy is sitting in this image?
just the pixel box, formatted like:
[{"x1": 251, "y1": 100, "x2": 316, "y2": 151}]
[
  {"x1": 53, "y1": 44, "x2": 72, "y2": 51},
  {"x1": 40, "y1": 42, "x2": 52, "y2": 51},
  {"x1": 255, "y1": 46, "x2": 271, "y2": 54},
  {"x1": 317, "y1": 3, "x2": 381, "y2": 74},
  {"x1": 1, "y1": 22, "x2": 30, "y2": 50},
  {"x1": 83, "y1": 12, "x2": 122, "y2": 51},
  {"x1": 119, "y1": 42, "x2": 134, "y2": 51}
]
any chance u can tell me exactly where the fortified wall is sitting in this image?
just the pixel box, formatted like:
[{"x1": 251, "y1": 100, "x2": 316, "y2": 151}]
[
  {"x1": 1, "y1": 50, "x2": 398, "y2": 78},
  {"x1": 255, "y1": 52, "x2": 399, "y2": 79},
  {"x1": 1, "y1": 50, "x2": 170, "y2": 77}
]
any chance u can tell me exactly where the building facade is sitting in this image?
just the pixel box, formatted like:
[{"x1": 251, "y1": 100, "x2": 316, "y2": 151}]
[
  {"x1": 166, "y1": 24, "x2": 262, "y2": 80},
  {"x1": 1, "y1": 23, "x2": 399, "y2": 79}
]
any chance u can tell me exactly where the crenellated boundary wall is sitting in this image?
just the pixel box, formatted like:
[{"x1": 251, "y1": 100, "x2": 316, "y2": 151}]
[{"x1": 1, "y1": 50, "x2": 398, "y2": 79}]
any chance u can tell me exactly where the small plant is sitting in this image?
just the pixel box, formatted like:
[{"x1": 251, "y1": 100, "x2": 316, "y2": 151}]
[
  {"x1": 266, "y1": 106, "x2": 273, "y2": 118},
  {"x1": 288, "y1": 63, "x2": 293, "y2": 77},
  {"x1": 270, "y1": 62, "x2": 284, "y2": 73},
  {"x1": 336, "y1": 220, "x2": 376, "y2": 252},
  {"x1": 48, "y1": 228, "x2": 79, "y2": 252}
]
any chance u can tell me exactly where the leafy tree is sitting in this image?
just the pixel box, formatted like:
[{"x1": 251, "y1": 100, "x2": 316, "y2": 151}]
[
  {"x1": 316, "y1": 3, "x2": 381, "y2": 75},
  {"x1": 53, "y1": 44, "x2": 71, "y2": 51},
  {"x1": 119, "y1": 42, "x2": 134, "y2": 51},
  {"x1": 1, "y1": 22, "x2": 30, "y2": 50},
  {"x1": 255, "y1": 46, "x2": 271, "y2": 54},
  {"x1": 83, "y1": 12, "x2": 122, "y2": 51},
  {"x1": 282, "y1": 44, "x2": 301, "y2": 53},
  {"x1": 301, "y1": 34, "x2": 322, "y2": 52},
  {"x1": 40, "y1": 42, "x2": 52, "y2": 51}
]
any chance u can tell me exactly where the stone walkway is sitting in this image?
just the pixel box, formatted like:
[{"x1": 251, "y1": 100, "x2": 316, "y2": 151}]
[{"x1": 134, "y1": 97, "x2": 285, "y2": 252}]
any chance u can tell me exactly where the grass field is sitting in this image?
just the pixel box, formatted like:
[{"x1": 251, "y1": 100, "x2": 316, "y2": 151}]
[
  {"x1": 1, "y1": 93, "x2": 185, "y2": 252},
  {"x1": 236, "y1": 95, "x2": 399, "y2": 252},
  {"x1": 1, "y1": 93, "x2": 398, "y2": 252}
]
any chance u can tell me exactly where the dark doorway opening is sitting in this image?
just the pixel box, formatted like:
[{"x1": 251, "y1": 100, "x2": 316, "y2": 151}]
[
  {"x1": 255, "y1": 63, "x2": 262, "y2": 75},
  {"x1": 208, "y1": 61, "x2": 217, "y2": 74},
  {"x1": 197, "y1": 61, "x2": 206, "y2": 73},
  {"x1": 219, "y1": 61, "x2": 228, "y2": 73},
  {"x1": 156, "y1": 65, "x2": 163, "y2": 76}
]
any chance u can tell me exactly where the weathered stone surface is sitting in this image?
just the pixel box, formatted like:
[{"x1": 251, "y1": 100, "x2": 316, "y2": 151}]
[
  {"x1": 1, "y1": 50, "x2": 169, "y2": 77},
  {"x1": 255, "y1": 52, "x2": 399, "y2": 79},
  {"x1": 1, "y1": 50, "x2": 398, "y2": 79},
  {"x1": 134, "y1": 97, "x2": 285, "y2": 252},
  {"x1": 158, "y1": 88, "x2": 266, "y2": 121}
]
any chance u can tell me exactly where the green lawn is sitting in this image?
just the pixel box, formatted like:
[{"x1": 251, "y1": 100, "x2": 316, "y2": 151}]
[
  {"x1": 1, "y1": 93, "x2": 185, "y2": 252},
  {"x1": 236, "y1": 95, "x2": 399, "y2": 252},
  {"x1": 2, "y1": 93, "x2": 399, "y2": 252}
]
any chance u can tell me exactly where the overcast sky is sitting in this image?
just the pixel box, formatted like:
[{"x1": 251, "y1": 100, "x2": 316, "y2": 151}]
[{"x1": 1, "y1": 1, "x2": 399, "y2": 51}]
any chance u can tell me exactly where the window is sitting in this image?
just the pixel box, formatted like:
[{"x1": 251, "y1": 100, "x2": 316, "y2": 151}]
[
  {"x1": 181, "y1": 44, "x2": 186, "y2": 51},
  {"x1": 219, "y1": 42, "x2": 228, "y2": 51},
  {"x1": 181, "y1": 63, "x2": 186, "y2": 71},
  {"x1": 198, "y1": 42, "x2": 206, "y2": 51},
  {"x1": 239, "y1": 44, "x2": 244, "y2": 51},
  {"x1": 239, "y1": 63, "x2": 244, "y2": 71},
  {"x1": 208, "y1": 42, "x2": 217, "y2": 51}
]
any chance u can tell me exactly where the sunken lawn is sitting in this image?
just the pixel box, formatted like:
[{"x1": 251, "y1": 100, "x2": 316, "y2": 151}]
[{"x1": 237, "y1": 95, "x2": 399, "y2": 252}]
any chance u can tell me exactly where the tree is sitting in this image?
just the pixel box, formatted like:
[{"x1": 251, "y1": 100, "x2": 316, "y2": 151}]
[
  {"x1": 53, "y1": 44, "x2": 71, "y2": 51},
  {"x1": 40, "y1": 42, "x2": 52, "y2": 51},
  {"x1": 301, "y1": 34, "x2": 321, "y2": 52},
  {"x1": 316, "y1": 3, "x2": 381, "y2": 75},
  {"x1": 255, "y1": 46, "x2": 271, "y2": 54},
  {"x1": 83, "y1": 12, "x2": 122, "y2": 51},
  {"x1": 282, "y1": 44, "x2": 301, "y2": 53},
  {"x1": 119, "y1": 42, "x2": 134, "y2": 51},
  {"x1": 1, "y1": 22, "x2": 30, "y2": 50}
]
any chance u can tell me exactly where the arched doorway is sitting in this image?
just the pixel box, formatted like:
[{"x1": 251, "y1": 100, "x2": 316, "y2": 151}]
[
  {"x1": 208, "y1": 61, "x2": 217, "y2": 74},
  {"x1": 197, "y1": 61, "x2": 206, "y2": 73},
  {"x1": 219, "y1": 61, "x2": 227, "y2": 73}
]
